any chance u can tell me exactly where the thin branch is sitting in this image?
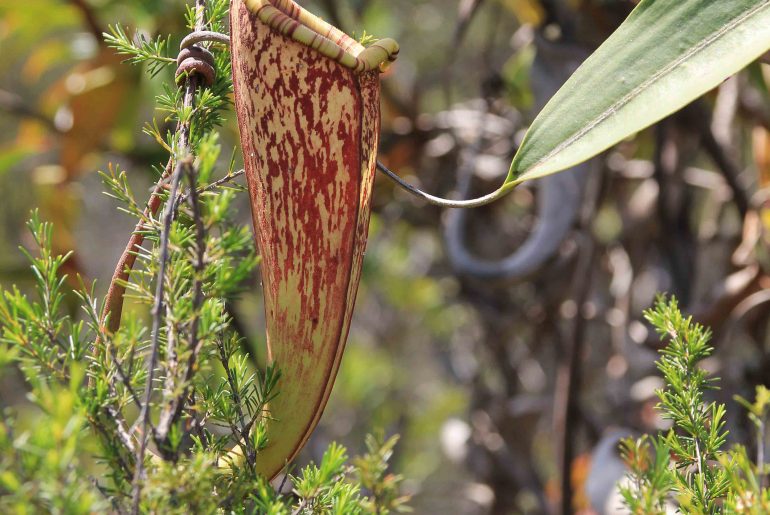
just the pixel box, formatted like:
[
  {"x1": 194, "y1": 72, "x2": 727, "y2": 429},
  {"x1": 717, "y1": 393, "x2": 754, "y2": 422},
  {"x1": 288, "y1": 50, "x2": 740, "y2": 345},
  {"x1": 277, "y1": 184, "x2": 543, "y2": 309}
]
[
  {"x1": 216, "y1": 337, "x2": 256, "y2": 468},
  {"x1": 701, "y1": 124, "x2": 750, "y2": 219},
  {"x1": 151, "y1": 0, "x2": 211, "y2": 447},
  {"x1": 155, "y1": 162, "x2": 207, "y2": 445},
  {"x1": 291, "y1": 498, "x2": 308, "y2": 515},
  {"x1": 67, "y1": 0, "x2": 105, "y2": 42},
  {"x1": 130, "y1": 1, "x2": 207, "y2": 508},
  {"x1": 757, "y1": 416, "x2": 767, "y2": 488},
  {"x1": 554, "y1": 161, "x2": 603, "y2": 515},
  {"x1": 554, "y1": 238, "x2": 596, "y2": 515},
  {"x1": 0, "y1": 88, "x2": 59, "y2": 132},
  {"x1": 108, "y1": 344, "x2": 145, "y2": 411},
  {"x1": 106, "y1": 405, "x2": 137, "y2": 455},
  {"x1": 87, "y1": 411, "x2": 135, "y2": 478},
  {"x1": 130, "y1": 159, "x2": 187, "y2": 512},
  {"x1": 89, "y1": 475, "x2": 125, "y2": 514},
  {"x1": 176, "y1": 168, "x2": 245, "y2": 205},
  {"x1": 452, "y1": 0, "x2": 487, "y2": 58},
  {"x1": 88, "y1": 295, "x2": 145, "y2": 410},
  {"x1": 320, "y1": 0, "x2": 345, "y2": 30},
  {"x1": 182, "y1": 160, "x2": 206, "y2": 376}
]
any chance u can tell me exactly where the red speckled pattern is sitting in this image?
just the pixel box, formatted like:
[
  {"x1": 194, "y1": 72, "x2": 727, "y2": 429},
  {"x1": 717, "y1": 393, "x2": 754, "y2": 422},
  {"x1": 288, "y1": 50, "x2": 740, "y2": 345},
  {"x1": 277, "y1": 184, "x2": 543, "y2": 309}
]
[{"x1": 230, "y1": 0, "x2": 380, "y2": 478}]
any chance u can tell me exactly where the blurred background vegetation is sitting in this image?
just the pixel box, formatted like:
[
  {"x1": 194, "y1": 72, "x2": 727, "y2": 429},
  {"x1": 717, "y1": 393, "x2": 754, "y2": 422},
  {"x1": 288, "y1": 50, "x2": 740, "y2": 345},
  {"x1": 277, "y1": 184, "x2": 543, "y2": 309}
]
[{"x1": 1, "y1": 0, "x2": 769, "y2": 513}]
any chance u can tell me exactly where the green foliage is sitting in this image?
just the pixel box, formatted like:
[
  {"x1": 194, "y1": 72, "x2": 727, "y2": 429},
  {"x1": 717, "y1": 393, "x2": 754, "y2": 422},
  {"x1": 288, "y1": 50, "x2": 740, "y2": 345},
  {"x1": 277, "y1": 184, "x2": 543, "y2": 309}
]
[
  {"x1": 619, "y1": 434, "x2": 673, "y2": 514},
  {"x1": 0, "y1": 212, "x2": 79, "y2": 386},
  {"x1": 252, "y1": 436, "x2": 410, "y2": 515},
  {"x1": 0, "y1": 368, "x2": 107, "y2": 514},
  {"x1": 104, "y1": 24, "x2": 175, "y2": 77},
  {"x1": 620, "y1": 296, "x2": 770, "y2": 514},
  {"x1": 0, "y1": 2, "x2": 409, "y2": 513},
  {"x1": 353, "y1": 434, "x2": 410, "y2": 514}
]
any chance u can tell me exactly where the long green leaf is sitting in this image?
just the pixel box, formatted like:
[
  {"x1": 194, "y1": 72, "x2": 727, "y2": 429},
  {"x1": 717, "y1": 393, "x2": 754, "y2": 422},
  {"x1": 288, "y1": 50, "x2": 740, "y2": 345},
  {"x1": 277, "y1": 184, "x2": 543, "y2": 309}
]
[{"x1": 507, "y1": 0, "x2": 770, "y2": 185}]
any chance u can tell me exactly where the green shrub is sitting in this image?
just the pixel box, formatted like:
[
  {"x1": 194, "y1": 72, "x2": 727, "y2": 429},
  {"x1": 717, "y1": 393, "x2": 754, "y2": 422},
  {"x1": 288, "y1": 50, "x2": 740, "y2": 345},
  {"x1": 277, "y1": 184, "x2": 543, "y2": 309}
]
[{"x1": 621, "y1": 296, "x2": 770, "y2": 514}]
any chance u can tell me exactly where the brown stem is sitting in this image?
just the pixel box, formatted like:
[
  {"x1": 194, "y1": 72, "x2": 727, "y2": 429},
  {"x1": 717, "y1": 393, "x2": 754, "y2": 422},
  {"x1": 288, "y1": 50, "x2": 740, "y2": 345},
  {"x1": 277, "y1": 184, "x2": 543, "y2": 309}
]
[
  {"x1": 701, "y1": 125, "x2": 750, "y2": 219},
  {"x1": 130, "y1": 159, "x2": 188, "y2": 512},
  {"x1": 554, "y1": 240, "x2": 596, "y2": 515},
  {"x1": 67, "y1": 0, "x2": 106, "y2": 43},
  {"x1": 101, "y1": 158, "x2": 174, "y2": 335},
  {"x1": 0, "y1": 88, "x2": 60, "y2": 132},
  {"x1": 554, "y1": 166, "x2": 604, "y2": 515},
  {"x1": 155, "y1": 162, "x2": 207, "y2": 446}
]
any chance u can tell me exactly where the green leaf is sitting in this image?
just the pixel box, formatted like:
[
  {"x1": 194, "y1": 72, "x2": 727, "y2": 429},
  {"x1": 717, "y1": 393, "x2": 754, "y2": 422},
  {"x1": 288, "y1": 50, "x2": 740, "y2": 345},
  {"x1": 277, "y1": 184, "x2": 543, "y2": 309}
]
[{"x1": 507, "y1": 0, "x2": 770, "y2": 185}]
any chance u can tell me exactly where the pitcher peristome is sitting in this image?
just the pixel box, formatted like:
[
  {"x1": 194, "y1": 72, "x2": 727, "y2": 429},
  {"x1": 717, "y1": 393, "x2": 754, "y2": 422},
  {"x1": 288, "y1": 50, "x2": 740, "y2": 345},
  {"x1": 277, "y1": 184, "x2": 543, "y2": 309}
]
[{"x1": 230, "y1": 0, "x2": 398, "y2": 479}]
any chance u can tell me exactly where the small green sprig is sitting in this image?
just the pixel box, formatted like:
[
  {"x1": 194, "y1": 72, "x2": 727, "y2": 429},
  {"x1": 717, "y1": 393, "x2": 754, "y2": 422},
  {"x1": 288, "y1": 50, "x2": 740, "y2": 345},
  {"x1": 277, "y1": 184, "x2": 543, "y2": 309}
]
[
  {"x1": 0, "y1": 211, "x2": 79, "y2": 386},
  {"x1": 354, "y1": 433, "x2": 411, "y2": 514},
  {"x1": 735, "y1": 386, "x2": 770, "y2": 479},
  {"x1": 619, "y1": 434, "x2": 673, "y2": 515},
  {"x1": 104, "y1": 24, "x2": 175, "y2": 77},
  {"x1": 251, "y1": 436, "x2": 411, "y2": 515},
  {"x1": 356, "y1": 31, "x2": 380, "y2": 47},
  {"x1": 621, "y1": 296, "x2": 770, "y2": 514},
  {"x1": 0, "y1": 368, "x2": 107, "y2": 514},
  {"x1": 648, "y1": 296, "x2": 729, "y2": 512}
]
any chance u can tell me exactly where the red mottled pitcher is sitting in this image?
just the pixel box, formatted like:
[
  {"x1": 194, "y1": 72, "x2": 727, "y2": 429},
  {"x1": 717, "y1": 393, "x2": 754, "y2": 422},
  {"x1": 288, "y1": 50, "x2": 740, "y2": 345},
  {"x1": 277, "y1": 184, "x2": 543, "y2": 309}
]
[{"x1": 230, "y1": 0, "x2": 398, "y2": 478}]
